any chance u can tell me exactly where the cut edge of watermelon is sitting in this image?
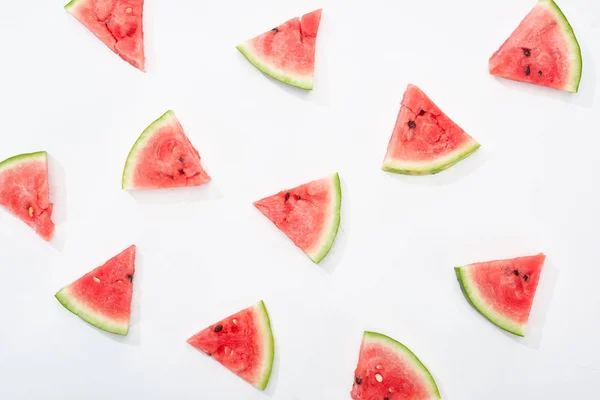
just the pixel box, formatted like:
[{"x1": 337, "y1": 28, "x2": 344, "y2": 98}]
[
  {"x1": 0, "y1": 151, "x2": 47, "y2": 173},
  {"x1": 382, "y1": 139, "x2": 480, "y2": 175},
  {"x1": 122, "y1": 110, "x2": 177, "y2": 190},
  {"x1": 363, "y1": 331, "x2": 441, "y2": 399},
  {"x1": 236, "y1": 42, "x2": 314, "y2": 90},
  {"x1": 55, "y1": 286, "x2": 129, "y2": 335},
  {"x1": 63, "y1": 0, "x2": 80, "y2": 12},
  {"x1": 254, "y1": 300, "x2": 275, "y2": 390},
  {"x1": 454, "y1": 266, "x2": 526, "y2": 336},
  {"x1": 308, "y1": 173, "x2": 342, "y2": 263}
]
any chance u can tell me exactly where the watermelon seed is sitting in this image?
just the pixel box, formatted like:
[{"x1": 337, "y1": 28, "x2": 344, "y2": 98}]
[
  {"x1": 376, "y1": 365, "x2": 381, "y2": 369},
  {"x1": 384, "y1": 397, "x2": 390, "y2": 400},
  {"x1": 355, "y1": 377, "x2": 362, "y2": 385},
  {"x1": 93, "y1": 277, "x2": 101, "y2": 283},
  {"x1": 538, "y1": 70, "x2": 543, "y2": 76},
  {"x1": 28, "y1": 207, "x2": 34, "y2": 217},
  {"x1": 375, "y1": 374, "x2": 383, "y2": 382},
  {"x1": 125, "y1": 7, "x2": 132, "y2": 14},
  {"x1": 178, "y1": 157, "x2": 184, "y2": 163},
  {"x1": 178, "y1": 169, "x2": 185, "y2": 175},
  {"x1": 285, "y1": 192, "x2": 290, "y2": 201},
  {"x1": 232, "y1": 319, "x2": 237, "y2": 325},
  {"x1": 419, "y1": 110, "x2": 425, "y2": 116},
  {"x1": 272, "y1": 28, "x2": 279, "y2": 33},
  {"x1": 525, "y1": 66, "x2": 531, "y2": 76},
  {"x1": 214, "y1": 325, "x2": 223, "y2": 333},
  {"x1": 408, "y1": 121, "x2": 416, "y2": 129},
  {"x1": 127, "y1": 275, "x2": 133, "y2": 282},
  {"x1": 513, "y1": 270, "x2": 519, "y2": 276},
  {"x1": 297, "y1": 195, "x2": 302, "y2": 200},
  {"x1": 522, "y1": 48, "x2": 531, "y2": 57},
  {"x1": 523, "y1": 275, "x2": 529, "y2": 281}
]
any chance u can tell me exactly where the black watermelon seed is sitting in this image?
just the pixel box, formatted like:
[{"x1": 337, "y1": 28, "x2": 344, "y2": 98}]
[
  {"x1": 513, "y1": 270, "x2": 519, "y2": 276},
  {"x1": 525, "y1": 66, "x2": 531, "y2": 76},
  {"x1": 178, "y1": 169, "x2": 185, "y2": 175},
  {"x1": 214, "y1": 325, "x2": 223, "y2": 332},
  {"x1": 355, "y1": 377, "x2": 362, "y2": 385},
  {"x1": 285, "y1": 192, "x2": 290, "y2": 201},
  {"x1": 179, "y1": 157, "x2": 184, "y2": 163},
  {"x1": 419, "y1": 109, "x2": 426, "y2": 116},
  {"x1": 538, "y1": 70, "x2": 543, "y2": 76},
  {"x1": 522, "y1": 48, "x2": 531, "y2": 57},
  {"x1": 408, "y1": 120, "x2": 417, "y2": 129},
  {"x1": 384, "y1": 397, "x2": 391, "y2": 400},
  {"x1": 523, "y1": 275, "x2": 529, "y2": 282},
  {"x1": 272, "y1": 28, "x2": 279, "y2": 33},
  {"x1": 297, "y1": 195, "x2": 302, "y2": 200},
  {"x1": 127, "y1": 275, "x2": 133, "y2": 282}
]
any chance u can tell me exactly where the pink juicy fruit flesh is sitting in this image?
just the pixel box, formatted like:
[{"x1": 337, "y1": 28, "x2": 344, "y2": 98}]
[
  {"x1": 187, "y1": 305, "x2": 264, "y2": 385},
  {"x1": 69, "y1": 0, "x2": 145, "y2": 71},
  {"x1": 384, "y1": 84, "x2": 475, "y2": 163},
  {"x1": 253, "y1": 176, "x2": 333, "y2": 255},
  {"x1": 245, "y1": 9, "x2": 322, "y2": 78},
  {"x1": 130, "y1": 118, "x2": 211, "y2": 189},
  {"x1": 0, "y1": 158, "x2": 54, "y2": 241},
  {"x1": 67, "y1": 245, "x2": 136, "y2": 323},
  {"x1": 489, "y1": 4, "x2": 571, "y2": 90},
  {"x1": 466, "y1": 254, "x2": 546, "y2": 324},
  {"x1": 351, "y1": 338, "x2": 431, "y2": 400}
]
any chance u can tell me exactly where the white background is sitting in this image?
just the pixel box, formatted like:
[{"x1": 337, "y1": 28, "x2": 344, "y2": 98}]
[{"x1": 0, "y1": 0, "x2": 599, "y2": 399}]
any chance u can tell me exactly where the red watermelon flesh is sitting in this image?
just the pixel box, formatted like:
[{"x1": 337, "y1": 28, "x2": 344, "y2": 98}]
[
  {"x1": 382, "y1": 84, "x2": 480, "y2": 175},
  {"x1": 237, "y1": 9, "x2": 322, "y2": 90},
  {"x1": 65, "y1": 0, "x2": 145, "y2": 71},
  {"x1": 55, "y1": 245, "x2": 136, "y2": 335},
  {"x1": 253, "y1": 173, "x2": 341, "y2": 264},
  {"x1": 351, "y1": 331, "x2": 441, "y2": 400},
  {"x1": 122, "y1": 110, "x2": 211, "y2": 190},
  {"x1": 0, "y1": 152, "x2": 54, "y2": 241},
  {"x1": 489, "y1": 0, "x2": 582, "y2": 92},
  {"x1": 455, "y1": 253, "x2": 546, "y2": 336},
  {"x1": 187, "y1": 301, "x2": 275, "y2": 390}
]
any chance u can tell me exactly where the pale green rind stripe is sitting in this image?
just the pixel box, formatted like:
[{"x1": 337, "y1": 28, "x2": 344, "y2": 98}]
[
  {"x1": 454, "y1": 267, "x2": 526, "y2": 336},
  {"x1": 540, "y1": 0, "x2": 582, "y2": 93},
  {"x1": 363, "y1": 331, "x2": 441, "y2": 399},
  {"x1": 0, "y1": 151, "x2": 47, "y2": 173},
  {"x1": 55, "y1": 287, "x2": 129, "y2": 335},
  {"x1": 254, "y1": 301, "x2": 275, "y2": 390},
  {"x1": 383, "y1": 140, "x2": 480, "y2": 175},
  {"x1": 307, "y1": 173, "x2": 342, "y2": 264},
  {"x1": 122, "y1": 110, "x2": 176, "y2": 189},
  {"x1": 236, "y1": 42, "x2": 313, "y2": 90},
  {"x1": 64, "y1": 0, "x2": 81, "y2": 12}
]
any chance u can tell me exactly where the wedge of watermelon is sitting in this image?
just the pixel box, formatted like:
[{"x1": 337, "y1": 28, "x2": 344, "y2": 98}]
[
  {"x1": 489, "y1": 0, "x2": 582, "y2": 92},
  {"x1": 0, "y1": 152, "x2": 54, "y2": 241},
  {"x1": 55, "y1": 245, "x2": 136, "y2": 335},
  {"x1": 187, "y1": 301, "x2": 274, "y2": 391},
  {"x1": 455, "y1": 253, "x2": 546, "y2": 336},
  {"x1": 65, "y1": 0, "x2": 146, "y2": 71},
  {"x1": 253, "y1": 173, "x2": 341, "y2": 264},
  {"x1": 122, "y1": 110, "x2": 211, "y2": 190},
  {"x1": 237, "y1": 9, "x2": 322, "y2": 90},
  {"x1": 351, "y1": 331, "x2": 441, "y2": 400},
  {"x1": 382, "y1": 85, "x2": 480, "y2": 175}
]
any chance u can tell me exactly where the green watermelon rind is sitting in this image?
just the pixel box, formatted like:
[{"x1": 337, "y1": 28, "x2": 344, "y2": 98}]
[
  {"x1": 63, "y1": 0, "x2": 81, "y2": 12},
  {"x1": 0, "y1": 151, "x2": 47, "y2": 173},
  {"x1": 382, "y1": 140, "x2": 481, "y2": 175},
  {"x1": 236, "y1": 42, "x2": 314, "y2": 90},
  {"x1": 254, "y1": 300, "x2": 275, "y2": 390},
  {"x1": 121, "y1": 110, "x2": 176, "y2": 190},
  {"x1": 363, "y1": 331, "x2": 441, "y2": 399},
  {"x1": 307, "y1": 173, "x2": 342, "y2": 264},
  {"x1": 54, "y1": 286, "x2": 129, "y2": 335},
  {"x1": 540, "y1": 0, "x2": 582, "y2": 93},
  {"x1": 454, "y1": 266, "x2": 526, "y2": 337}
]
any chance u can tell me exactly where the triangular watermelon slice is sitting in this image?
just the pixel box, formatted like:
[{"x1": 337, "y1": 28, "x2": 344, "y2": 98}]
[
  {"x1": 122, "y1": 110, "x2": 211, "y2": 190},
  {"x1": 237, "y1": 9, "x2": 322, "y2": 90},
  {"x1": 351, "y1": 331, "x2": 441, "y2": 400},
  {"x1": 382, "y1": 84, "x2": 480, "y2": 175},
  {"x1": 55, "y1": 245, "x2": 136, "y2": 335},
  {"x1": 489, "y1": 0, "x2": 582, "y2": 92},
  {"x1": 455, "y1": 253, "x2": 546, "y2": 336},
  {"x1": 65, "y1": 0, "x2": 146, "y2": 71},
  {"x1": 253, "y1": 173, "x2": 341, "y2": 264},
  {"x1": 0, "y1": 152, "x2": 54, "y2": 241},
  {"x1": 187, "y1": 301, "x2": 275, "y2": 391}
]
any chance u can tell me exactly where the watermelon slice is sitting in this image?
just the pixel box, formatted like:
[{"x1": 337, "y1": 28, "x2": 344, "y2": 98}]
[
  {"x1": 122, "y1": 110, "x2": 211, "y2": 190},
  {"x1": 382, "y1": 84, "x2": 480, "y2": 175},
  {"x1": 237, "y1": 9, "x2": 322, "y2": 90},
  {"x1": 489, "y1": 0, "x2": 582, "y2": 92},
  {"x1": 187, "y1": 301, "x2": 274, "y2": 391},
  {"x1": 0, "y1": 152, "x2": 54, "y2": 241},
  {"x1": 55, "y1": 245, "x2": 136, "y2": 335},
  {"x1": 455, "y1": 253, "x2": 546, "y2": 337},
  {"x1": 65, "y1": 0, "x2": 146, "y2": 71},
  {"x1": 253, "y1": 173, "x2": 341, "y2": 264},
  {"x1": 351, "y1": 331, "x2": 441, "y2": 400}
]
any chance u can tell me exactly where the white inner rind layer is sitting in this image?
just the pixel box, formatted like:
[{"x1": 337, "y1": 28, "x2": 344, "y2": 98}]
[
  {"x1": 55, "y1": 286, "x2": 129, "y2": 335},
  {"x1": 363, "y1": 331, "x2": 441, "y2": 399},
  {"x1": 122, "y1": 110, "x2": 176, "y2": 189},
  {"x1": 539, "y1": 0, "x2": 582, "y2": 93},
  {"x1": 236, "y1": 42, "x2": 314, "y2": 90},
  {"x1": 306, "y1": 173, "x2": 342, "y2": 264},
  {"x1": 0, "y1": 151, "x2": 47, "y2": 173},
  {"x1": 254, "y1": 301, "x2": 275, "y2": 390},
  {"x1": 455, "y1": 266, "x2": 527, "y2": 336},
  {"x1": 382, "y1": 139, "x2": 480, "y2": 175}
]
